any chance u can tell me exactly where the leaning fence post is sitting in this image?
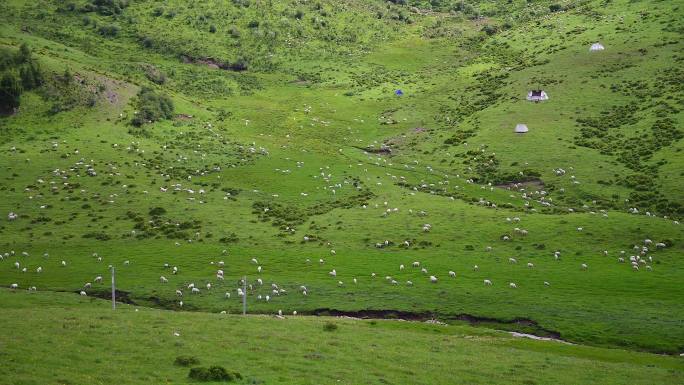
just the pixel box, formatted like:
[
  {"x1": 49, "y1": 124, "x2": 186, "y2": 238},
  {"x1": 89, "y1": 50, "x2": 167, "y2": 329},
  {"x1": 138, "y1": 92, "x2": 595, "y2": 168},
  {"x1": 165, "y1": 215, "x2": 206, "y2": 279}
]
[{"x1": 111, "y1": 267, "x2": 116, "y2": 310}]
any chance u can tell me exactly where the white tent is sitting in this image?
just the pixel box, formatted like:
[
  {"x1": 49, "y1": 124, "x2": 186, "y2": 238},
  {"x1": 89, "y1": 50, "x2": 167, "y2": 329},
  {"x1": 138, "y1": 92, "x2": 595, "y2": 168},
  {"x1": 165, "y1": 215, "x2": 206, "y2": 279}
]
[
  {"x1": 514, "y1": 124, "x2": 529, "y2": 133},
  {"x1": 590, "y1": 43, "x2": 605, "y2": 51},
  {"x1": 526, "y1": 90, "x2": 549, "y2": 102}
]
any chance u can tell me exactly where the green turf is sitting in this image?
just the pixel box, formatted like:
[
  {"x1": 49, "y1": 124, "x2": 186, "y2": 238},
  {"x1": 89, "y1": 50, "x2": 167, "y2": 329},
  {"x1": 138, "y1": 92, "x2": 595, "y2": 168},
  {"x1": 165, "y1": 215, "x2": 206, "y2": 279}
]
[
  {"x1": 1, "y1": 289, "x2": 682, "y2": 385},
  {"x1": 0, "y1": 0, "x2": 682, "y2": 363}
]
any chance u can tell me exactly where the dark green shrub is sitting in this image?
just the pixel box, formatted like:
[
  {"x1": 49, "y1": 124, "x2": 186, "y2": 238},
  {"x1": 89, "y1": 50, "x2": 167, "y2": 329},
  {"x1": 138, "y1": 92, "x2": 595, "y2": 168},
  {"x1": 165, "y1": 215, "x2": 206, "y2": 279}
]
[
  {"x1": 149, "y1": 207, "x2": 167, "y2": 216},
  {"x1": 174, "y1": 355, "x2": 200, "y2": 366},
  {"x1": 323, "y1": 321, "x2": 338, "y2": 332},
  {"x1": 549, "y1": 4, "x2": 563, "y2": 12},
  {"x1": 97, "y1": 24, "x2": 120, "y2": 37},
  {"x1": 0, "y1": 72, "x2": 22, "y2": 112},
  {"x1": 188, "y1": 366, "x2": 240, "y2": 381},
  {"x1": 131, "y1": 87, "x2": 174, "y2": 126}
]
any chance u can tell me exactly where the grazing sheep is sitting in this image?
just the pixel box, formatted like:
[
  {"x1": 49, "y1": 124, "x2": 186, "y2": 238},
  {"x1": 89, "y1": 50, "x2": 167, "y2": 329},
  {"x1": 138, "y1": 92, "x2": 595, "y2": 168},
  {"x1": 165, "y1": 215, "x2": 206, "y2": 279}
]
[
  {"x1": 329, "y1": 269, "x2": 337, "y2": 277},
  {"x1": 527, "y1": 263, "x2": 534, "y2": 268},
  {"x1": 257, "y1": 266, "x2": 262, "y2": 273},
  {"x1": 581, "y1": 263, "x2": 588, "y2": 270},
  {"x1": 191, "y1": 287, "x2": 200, "y2": 294},
  {"x1": 429, "y1": 275, "x2": 438, "y2": 283},
  {"x1": 544, "y1": 281, "x2": 550, "y2": 286},
  {"x1": 251, "y1": 258, "x2": 258, "y2": 264},
  {"x1": 175, "y1": 290, "x2": 183, "y2": 296},
  {"x1": 353, "y1": 278, "x2": 357, "y2": 284},
  {"x1": 80, "y1": 291, "x2": 87, "y2": 296},
  {"x1": 36, "y1": 266, "x2": 43, "y2": 273},
  {"x1": 265, "y1": 295, "x2": 270, "y2": 302},
  {"x1": 84, "y1": 283, "x2": 92, "y2": 289},
  {"x1": 406, "y1": 280, "x2": 413, "y2": 286},
  {"x1": 225, "y1": 292, "x2": 231, "y2": 298},
  {"x1": 509, "y1": 258, "x2": 517, "y2": 264},
  {"x1": 61, "y1": 260, "x2": 67, "y2": 266},
  {"x1": 10, "y1": 283, "x2": 18, "y2": 289},
  {"x1": 448, "y1": 271, "x2": 456, "y2": 278},
  {"x1": 646, "y1": 265, "x2": 652, "y2": 271},
  {"x1": 483, "y1": 279, "x2": 492, "y2": 286},
  {"x1": 509, "y1": 283, "x2": 517, "y2": 289},
  {"x1": 206, "y1": 283, "x2": 212, "y2": 290},
  {"x1": 473, "y1": 265, "x2": 479, "y2": 271},
  {"x1": 421, "y1": 268, "x2": 428, "y2": 274},
  {"x1": 412, "y1": 261, "x2": 420, "y2": 267},
  {"x1": 172, "y1": 266, "x2": 178, "y2": 274},
  {"x1": 617, "y1": 257, "x2": 625, "y2": 263},
  {"x1": 399, "y1": 264, "x2": 405, "y2": 271}
]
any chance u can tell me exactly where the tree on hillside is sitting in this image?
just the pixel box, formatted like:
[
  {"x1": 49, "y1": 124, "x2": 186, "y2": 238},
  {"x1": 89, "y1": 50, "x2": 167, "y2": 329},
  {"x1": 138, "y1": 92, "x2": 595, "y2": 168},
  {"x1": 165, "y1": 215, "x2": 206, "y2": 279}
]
[{"x1": 0, "y1": 72, "x2": 23, "y2": 112}]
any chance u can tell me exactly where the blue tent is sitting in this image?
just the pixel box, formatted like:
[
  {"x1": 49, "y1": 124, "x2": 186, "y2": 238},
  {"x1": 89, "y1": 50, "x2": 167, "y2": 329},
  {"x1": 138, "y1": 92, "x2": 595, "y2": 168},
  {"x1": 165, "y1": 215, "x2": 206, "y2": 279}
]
[{"x1": 395, "y1": 89, "x2": 404, "y2": 96}]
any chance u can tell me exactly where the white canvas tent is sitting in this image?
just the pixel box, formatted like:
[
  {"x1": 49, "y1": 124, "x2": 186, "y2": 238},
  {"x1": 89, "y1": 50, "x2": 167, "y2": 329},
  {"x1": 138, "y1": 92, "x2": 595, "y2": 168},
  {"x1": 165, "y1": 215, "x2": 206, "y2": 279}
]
[
  {"x1": 590, "y1": 42, "x2": 605, "y2": 51},
  {"x1": 514, "y1": 124, "x2": 529, "y2": 133},
  {"x1": 526, "y1": 90, "x2": 549, "y2": 102}
]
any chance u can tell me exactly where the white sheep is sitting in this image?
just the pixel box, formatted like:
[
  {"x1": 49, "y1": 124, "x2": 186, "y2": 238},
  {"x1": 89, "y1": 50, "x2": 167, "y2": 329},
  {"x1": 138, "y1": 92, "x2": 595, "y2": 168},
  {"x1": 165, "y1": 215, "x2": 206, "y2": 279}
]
[
  {"x1": 429, "y1": 275, "x2": 438, "y2": 283},
  {"x1": 191, "y1": 287, "x2": 200, "y2": 294},
  {"x1": 94, "y1": 276, "x2": 103, "y2": 283},
  {"x1": 543, "y1": 281, "x2": 550, "y2": 286},
  {"x1": 329, "y1": 269, "x2": 337, "y2": 277},
  {"x1": 509, "y1": 258, "x2": 517, "y2": 264},
  {"x1": 581, "y1": 263, "x2": 588, "y2": 270},
  {"x1": 509, "y1": 283, "x2": 517, "y2": 289},
  {"x1": 483, "y1": 279, "x2": 492, "y2": 286},
  {"x1": 10, "y1": 283, "x2": 18, "y2": 289},
  {"x1": 225, "y1": 292, "x2": 231, "y2": 298},
  {"x1": 80, "y1": 291, "x2": 87, "y2": 296},
  {"x1": 399, "y1": 264, "x2": 405, "y2": 270},
  {"x1": 527, "y1": 263, "x2": 534, "y2": 268},
  {"x1": 175, "y1": 290, "x2": 183, "y2": 296},
  {"x1": 36, "y1": 266, "x2": 43, "y2": 273},
  {"x1": 412, "y1": 261, "x2": 420, "y2": 267},
  {"x1": 448, "y1": 271, "x2": 456, "y2": 278}
]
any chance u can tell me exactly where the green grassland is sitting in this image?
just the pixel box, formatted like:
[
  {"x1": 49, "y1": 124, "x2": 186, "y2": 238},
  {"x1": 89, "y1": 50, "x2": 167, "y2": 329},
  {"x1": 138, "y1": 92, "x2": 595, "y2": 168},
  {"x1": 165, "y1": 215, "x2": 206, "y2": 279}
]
[
  {"x1": 0, "y1": 0, "x2": 683, "y2": 369},
  {"x1": 1, "y1": 289, "x2": 683, "y2": 385}
]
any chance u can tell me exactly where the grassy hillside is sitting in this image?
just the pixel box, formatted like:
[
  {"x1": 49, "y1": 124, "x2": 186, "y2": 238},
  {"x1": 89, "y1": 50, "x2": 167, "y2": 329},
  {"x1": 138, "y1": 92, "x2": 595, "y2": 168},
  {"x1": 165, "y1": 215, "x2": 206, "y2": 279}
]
[
  {"x1": 0, "y1": 0, "x2": 682, "y2": 359},
  {"x1": 1, "y1": 289, "x2": 683, "y2": 385}
]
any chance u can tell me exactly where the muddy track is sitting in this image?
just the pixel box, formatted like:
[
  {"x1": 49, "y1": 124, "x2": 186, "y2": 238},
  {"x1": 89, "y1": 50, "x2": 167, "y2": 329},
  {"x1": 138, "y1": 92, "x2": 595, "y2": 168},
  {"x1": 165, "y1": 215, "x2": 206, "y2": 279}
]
[{"x1": 308, "y1": 308, "x2": 562, "y2": 340}]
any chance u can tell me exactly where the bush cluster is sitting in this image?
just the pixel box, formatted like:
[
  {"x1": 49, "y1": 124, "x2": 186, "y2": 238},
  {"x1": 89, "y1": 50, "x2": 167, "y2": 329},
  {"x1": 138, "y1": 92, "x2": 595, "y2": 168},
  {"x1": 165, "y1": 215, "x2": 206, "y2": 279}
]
[
  {"x1": 0, "y1": 43, "x2": 43, "y2": 112},
  {"x1": 188, "y1": 366, "x2": 242, "y2": 382},
  {"x1": 131, "y1": 87, "x2": 174, "y2": 126}
]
